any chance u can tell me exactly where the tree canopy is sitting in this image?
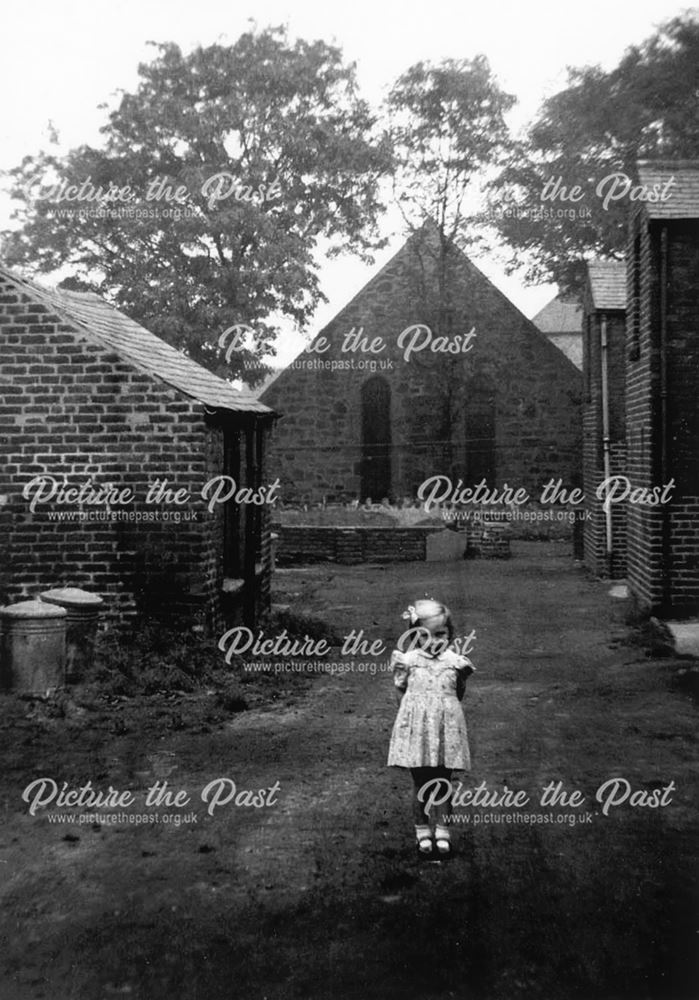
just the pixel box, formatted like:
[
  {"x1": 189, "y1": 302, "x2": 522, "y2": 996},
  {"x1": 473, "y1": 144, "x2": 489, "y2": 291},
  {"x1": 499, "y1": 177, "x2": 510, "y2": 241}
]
[
  {"x1": 4, "y1": 15, "x2": 696, "y2": 354},
  {"x1": 384, "y1": 57, "x2": 516, "y2": 476},
  {"x1": 1, "y1": 28, "x2": 392, "y2": 381},
  {"x1": 485, "y1": 14, "x2": 699, "y2": 293},
  {"x1": 387, "y1": 56, "x2": 516, "y2": 245}
]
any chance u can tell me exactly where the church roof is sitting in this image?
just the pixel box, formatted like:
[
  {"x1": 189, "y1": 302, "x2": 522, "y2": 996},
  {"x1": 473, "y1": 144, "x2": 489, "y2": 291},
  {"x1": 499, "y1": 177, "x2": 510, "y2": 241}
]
[
  {"x1": 547, "y1": 333, "x2": 583, "y2": 370},
  {"x1": 530, "y1": 295, "x2": 583, "y2": 370},
  {"x1": 531, "y1": 295, "x2": 582, "y2": 334}
]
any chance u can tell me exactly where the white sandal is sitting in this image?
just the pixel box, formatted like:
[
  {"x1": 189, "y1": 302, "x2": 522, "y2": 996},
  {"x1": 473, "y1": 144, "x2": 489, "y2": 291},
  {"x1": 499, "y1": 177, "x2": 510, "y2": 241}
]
[
  {"x1": 415, "y1": 825, "x2": 433, "y2": 854},
  {"x1": 434, "y1": 824, "x2": 452, "y2": 855}
]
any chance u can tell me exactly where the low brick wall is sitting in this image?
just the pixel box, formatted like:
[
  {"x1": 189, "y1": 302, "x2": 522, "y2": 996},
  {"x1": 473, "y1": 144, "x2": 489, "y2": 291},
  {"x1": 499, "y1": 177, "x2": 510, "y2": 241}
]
[
  {"x1": 468, "y1": 522, "x2": 512, "y2": 559},
  {"x1": 273, "y1": 524, "x2": 446, "y2": 565}
]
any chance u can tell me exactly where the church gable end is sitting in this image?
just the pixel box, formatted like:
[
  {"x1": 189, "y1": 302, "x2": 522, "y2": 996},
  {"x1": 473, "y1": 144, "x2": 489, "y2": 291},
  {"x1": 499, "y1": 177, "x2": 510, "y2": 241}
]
[{"x1": 262, "y1": 227, "x2": 581, "y2": 504}]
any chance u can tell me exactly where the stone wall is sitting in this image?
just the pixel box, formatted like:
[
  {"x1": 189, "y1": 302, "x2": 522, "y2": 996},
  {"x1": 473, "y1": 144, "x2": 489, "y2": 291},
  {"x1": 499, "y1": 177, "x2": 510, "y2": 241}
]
[{"x1": 262, "y1": 226, "x2": 582, "y2": 507}]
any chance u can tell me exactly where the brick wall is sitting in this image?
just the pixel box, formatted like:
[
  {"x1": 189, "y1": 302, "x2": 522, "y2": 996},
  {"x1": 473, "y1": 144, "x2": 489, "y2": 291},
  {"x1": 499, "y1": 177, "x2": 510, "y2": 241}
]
[
  {"x1": 262, "y1": 229, "x2": 582, "y2": 506},
  {"x1": 625, "y1": 214, "x2": 699, "y2": 616},
  {"x1": 581, "y1": 298, "x2": 627, "y2": 578},
  {"x1": 0, "y1": 275, "x2": 270, "y2": 630},
  {"x1": 273, "y1": 524, "x2": 442, "y2": 565},
  {"x1": 625, "y1": 211, "x2": 657, "y2": 610}
]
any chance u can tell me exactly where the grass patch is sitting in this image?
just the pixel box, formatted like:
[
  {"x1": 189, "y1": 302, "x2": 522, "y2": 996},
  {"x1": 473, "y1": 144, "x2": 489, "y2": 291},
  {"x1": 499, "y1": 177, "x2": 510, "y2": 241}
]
[{"x1": 80, "y1": 608, "x2": 341, "y2": 706}]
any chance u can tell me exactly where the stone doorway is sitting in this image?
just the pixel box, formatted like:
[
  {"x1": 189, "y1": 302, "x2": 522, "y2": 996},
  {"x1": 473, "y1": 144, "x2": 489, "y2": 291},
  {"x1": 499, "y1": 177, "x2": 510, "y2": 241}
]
[{"x1": 360, "y1": 376, "x2": 391, "y2": 502}]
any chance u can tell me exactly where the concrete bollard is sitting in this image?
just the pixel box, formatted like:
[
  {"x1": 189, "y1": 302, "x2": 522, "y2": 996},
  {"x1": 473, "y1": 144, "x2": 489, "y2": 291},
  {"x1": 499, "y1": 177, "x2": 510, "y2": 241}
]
[
  {"x1": 39, "y1": 588, "x2": 104, "y2": 683},
  {"x1": 0, "y1": 600, "x2": 67, "y2": 695}
]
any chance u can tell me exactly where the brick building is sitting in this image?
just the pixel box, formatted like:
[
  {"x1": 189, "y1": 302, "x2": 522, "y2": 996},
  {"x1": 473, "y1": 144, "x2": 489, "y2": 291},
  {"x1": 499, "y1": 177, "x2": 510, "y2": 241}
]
[
  {"x1": 625, "y1": 161, "x2": 699, "y2": 617},
  {"x1": 0, "y1": 266, "x2": 277, "y2": 629},
  {"x1": 582, "y1": 261, "x2": 627, "y2": 578},
  {"x1": 261, "y1": 223, "x2": 582, "y2": 505}
]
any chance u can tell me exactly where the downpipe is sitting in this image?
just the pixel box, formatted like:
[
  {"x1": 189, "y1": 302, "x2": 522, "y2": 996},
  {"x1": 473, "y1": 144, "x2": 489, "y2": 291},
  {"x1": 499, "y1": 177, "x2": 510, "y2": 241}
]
[{"x1": 600, "y1": 314, "x2": 613, "y2": 577}]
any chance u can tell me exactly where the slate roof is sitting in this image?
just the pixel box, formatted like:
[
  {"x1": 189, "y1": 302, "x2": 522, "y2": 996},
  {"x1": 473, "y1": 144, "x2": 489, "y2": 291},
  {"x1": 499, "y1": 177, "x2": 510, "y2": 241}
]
[
  {"x1": 587, "y1": 261, "x2": 627, "y2": 311},
  {"x1": 547, "y1": 333, "x2": 583, "y2": 370},
  {"x1": 0, "y1": 266, "x2": 273, "y2": 415},
  {"x1": 637, "y1": 160, "x2": 699, "y2": 220},
  {"x1": 531, "y1": 295, "x2": 582, "y2": 334}
]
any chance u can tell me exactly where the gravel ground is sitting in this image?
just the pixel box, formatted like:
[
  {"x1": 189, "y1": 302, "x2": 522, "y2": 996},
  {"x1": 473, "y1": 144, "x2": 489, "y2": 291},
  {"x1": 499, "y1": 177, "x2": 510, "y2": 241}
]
[{"x1": 0, "y1": 542, "x2": 696, "y2": 1000}]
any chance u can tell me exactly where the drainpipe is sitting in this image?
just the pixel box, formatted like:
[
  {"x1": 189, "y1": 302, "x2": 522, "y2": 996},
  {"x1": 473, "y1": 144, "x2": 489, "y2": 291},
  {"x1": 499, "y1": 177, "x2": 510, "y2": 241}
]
[
  {"x1": 243, "y1": 421, "x2": 257, "y2": 627},
  {"x1": 659, "y1": 226, "x2": 671, "y2": 611},
  {"x1": 600, "y1": 314, "x2": 613, "y2": 577}
]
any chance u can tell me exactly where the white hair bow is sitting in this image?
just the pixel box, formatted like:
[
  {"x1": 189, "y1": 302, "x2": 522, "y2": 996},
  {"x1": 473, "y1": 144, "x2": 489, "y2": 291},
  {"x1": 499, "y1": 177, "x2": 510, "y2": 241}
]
[{"x1": 401, "y1": 605, "x2": 418, "y2": 625}]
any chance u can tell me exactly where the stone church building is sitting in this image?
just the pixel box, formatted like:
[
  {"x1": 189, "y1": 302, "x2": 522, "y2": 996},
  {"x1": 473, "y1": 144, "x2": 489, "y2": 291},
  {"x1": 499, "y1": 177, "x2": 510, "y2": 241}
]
[{"x1": 261, "y1": 222, "x2": 582, "y2": 505}]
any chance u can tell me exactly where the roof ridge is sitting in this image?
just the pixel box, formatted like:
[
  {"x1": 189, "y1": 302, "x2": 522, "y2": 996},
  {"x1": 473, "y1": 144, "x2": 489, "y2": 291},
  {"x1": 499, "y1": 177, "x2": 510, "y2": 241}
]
[
  {"x1": 637, "y1": 159, "x2": 699, "y2": 170},
  {"x1": 588, "y1": 260, "x2": 626, "y2": 271},
  {"x1": 0, "y1": 264, "x2": 273, "y2": 416}
]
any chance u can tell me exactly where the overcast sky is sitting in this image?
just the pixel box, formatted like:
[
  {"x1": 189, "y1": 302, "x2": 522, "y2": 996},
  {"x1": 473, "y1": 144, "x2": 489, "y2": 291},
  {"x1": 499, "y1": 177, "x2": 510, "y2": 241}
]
[{"x1": 0, "y1": 0, "x2": 691, "y2": 364}]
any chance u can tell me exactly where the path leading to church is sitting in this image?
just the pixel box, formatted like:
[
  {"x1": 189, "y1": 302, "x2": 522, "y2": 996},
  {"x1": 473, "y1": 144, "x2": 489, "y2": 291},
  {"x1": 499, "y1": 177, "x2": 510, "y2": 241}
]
[{"x1": 0, "y1": 543, "x2": 697, "y2": 999}]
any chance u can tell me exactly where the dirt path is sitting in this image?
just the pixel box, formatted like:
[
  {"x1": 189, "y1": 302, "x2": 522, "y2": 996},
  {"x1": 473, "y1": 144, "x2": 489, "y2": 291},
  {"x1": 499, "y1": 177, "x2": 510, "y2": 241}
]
[{"x1": 0, "y1": 543, "x2": 697, "y2": 999}]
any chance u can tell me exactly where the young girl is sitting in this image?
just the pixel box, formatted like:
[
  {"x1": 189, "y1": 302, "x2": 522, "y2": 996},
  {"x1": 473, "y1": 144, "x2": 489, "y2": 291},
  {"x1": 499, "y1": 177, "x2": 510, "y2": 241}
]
[{"x1": 387, "y1": 598, "x2": 475, "y2": 858}]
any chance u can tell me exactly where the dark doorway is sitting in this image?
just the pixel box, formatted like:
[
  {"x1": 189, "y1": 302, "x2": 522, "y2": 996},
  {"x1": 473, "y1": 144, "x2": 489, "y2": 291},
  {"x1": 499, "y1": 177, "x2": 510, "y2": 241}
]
[
  {"x1": 361, "y1": 377, "x2": 391, "y2": 501},
  {"x1": 464, "y1": 377, "x2": 496, "y2": 485}
]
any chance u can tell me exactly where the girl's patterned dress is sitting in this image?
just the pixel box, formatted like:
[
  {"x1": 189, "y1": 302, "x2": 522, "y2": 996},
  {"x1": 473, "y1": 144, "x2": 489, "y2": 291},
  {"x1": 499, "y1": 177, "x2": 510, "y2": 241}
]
[{"x1": 387, "y1": 647, "x2": 473, "y2": 769}]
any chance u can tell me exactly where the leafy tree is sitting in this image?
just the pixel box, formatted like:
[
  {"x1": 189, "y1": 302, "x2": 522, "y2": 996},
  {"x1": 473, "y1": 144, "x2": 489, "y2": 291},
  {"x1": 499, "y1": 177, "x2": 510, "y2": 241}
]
[
  {"x1": 485, "y1": 14, "x2": 699, "y2": 293},
  {"x1": 1, "y1": 28, "x2": 392, "y2": 381},
  {"x1": 385, "y1": 58, "x2": 515, "y2": 474},
  {"x1": 387, "y1": 56, "x2": 516, "y2": 243}
]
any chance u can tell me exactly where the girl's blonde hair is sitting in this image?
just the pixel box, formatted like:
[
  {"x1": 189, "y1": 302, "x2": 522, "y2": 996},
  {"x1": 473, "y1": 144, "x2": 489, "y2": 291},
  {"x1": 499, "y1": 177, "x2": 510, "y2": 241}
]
[{"x1": 402, "y1": 599, "x2": 455, "y2": 642}]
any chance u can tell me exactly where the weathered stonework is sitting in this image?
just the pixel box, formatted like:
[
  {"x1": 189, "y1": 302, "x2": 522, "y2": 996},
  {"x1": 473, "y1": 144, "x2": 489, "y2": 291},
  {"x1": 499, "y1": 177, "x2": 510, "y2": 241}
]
[{"x1": 262, "y1": 224, "x2": 582, "y2": 506}]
